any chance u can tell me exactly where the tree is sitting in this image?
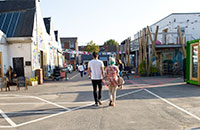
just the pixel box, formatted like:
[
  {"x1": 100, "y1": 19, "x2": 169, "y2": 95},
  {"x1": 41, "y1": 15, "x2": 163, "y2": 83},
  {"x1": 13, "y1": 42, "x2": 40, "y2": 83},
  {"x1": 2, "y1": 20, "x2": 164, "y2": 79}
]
[
  {"x1": 104, "y1": 39, "x2": 119, "y2": 46},
  {"x1": 104, "y1": 39, "x2": 119, "y2": 52},
  {"x1": 85, "y1": 41, "x2": 99, "y2": 52}
]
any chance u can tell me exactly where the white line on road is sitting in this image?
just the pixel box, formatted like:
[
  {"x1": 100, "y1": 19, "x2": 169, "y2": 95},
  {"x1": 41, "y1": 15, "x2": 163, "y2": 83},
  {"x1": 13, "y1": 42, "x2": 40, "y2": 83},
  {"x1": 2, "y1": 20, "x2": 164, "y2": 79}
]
[
  {"x1": 0, "y1": 88, "x2": 143, "y2": 128},
  {"x1": 144, "y1": 89, "x2": 200, "y2": 121},
  {"x1": 30, "y1": 96, "x2": 71, "y2": 111},
  {"x1": 70, "y1": 73, "x2": 79, "y2": 79},
  {"x1": 0, "y1": 109, "x2": 17, "y2": 127},
  {"x1": 0, "y1": 101, "x2": 94, "y2": 105}
]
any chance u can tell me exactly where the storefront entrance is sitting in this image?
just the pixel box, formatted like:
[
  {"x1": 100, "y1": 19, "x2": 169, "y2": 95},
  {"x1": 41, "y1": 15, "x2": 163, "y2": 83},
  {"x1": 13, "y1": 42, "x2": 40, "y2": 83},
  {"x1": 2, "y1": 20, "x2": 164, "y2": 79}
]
[
  {"x1": 186, "y1": 40, "x2": 200, "y2": 85},
  {"x1": 13, "y1": 57, "x2": 24, "y2": 77}
]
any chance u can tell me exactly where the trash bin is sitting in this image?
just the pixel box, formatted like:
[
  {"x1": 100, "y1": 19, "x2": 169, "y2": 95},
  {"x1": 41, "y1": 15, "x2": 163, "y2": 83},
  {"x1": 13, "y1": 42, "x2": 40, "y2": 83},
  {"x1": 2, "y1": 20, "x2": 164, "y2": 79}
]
[{"x1": 35, "y1": 69, "x2": 43, "y2": 84}]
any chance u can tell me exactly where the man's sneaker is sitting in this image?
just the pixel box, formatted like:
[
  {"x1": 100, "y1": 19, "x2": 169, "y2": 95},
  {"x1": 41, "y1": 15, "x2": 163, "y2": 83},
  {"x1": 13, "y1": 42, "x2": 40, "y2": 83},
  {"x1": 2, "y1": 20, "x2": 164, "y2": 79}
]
[
  {"x1": 94, "y1": 103, "x2": 99, "y2": 106},
  {"x1": 98, "y1": 100, "x2": 102, "y2": 105}
]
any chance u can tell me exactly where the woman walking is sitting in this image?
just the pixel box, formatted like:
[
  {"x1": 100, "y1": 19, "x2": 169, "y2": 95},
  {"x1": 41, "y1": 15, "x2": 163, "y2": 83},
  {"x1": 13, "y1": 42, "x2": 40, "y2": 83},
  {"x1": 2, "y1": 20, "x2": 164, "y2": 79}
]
[
  {"x1": 116, "y1": 59, "x2": 124, "y2": 76},
  {"x1": 105, "y1": 57, "x2": 119, "y2": 106}
]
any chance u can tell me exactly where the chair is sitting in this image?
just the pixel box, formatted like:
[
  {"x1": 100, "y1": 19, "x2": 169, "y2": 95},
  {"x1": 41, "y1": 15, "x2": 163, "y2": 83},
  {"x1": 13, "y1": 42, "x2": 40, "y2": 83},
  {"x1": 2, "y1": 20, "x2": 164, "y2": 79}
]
[
  {"x1": 122, "y1": 66, "x2": 131, "y2": 79},
  {"x1": 17, "y1": 76, "x2": 28, "y2": 90},
  {"x1": 0, "y1": 77, "x2": 10, "y2": 91}
]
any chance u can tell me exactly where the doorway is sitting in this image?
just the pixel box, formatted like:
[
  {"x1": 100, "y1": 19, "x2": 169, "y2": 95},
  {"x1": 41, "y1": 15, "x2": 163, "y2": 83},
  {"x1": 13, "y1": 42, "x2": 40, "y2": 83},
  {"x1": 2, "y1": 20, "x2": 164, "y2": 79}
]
[
  {"x1": 162, "y1": 28, "x2": 168, "y2": 44},
  {"x1": 13, "y1": 57, "x2": 24, "y2": 77}
]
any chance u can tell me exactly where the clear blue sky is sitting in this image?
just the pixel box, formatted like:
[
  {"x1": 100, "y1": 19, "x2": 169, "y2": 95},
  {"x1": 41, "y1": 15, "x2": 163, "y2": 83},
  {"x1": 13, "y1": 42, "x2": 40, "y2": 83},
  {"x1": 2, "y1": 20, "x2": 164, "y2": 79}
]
[{"x1": 40, "y1": 0, "x2": 200, "y2": 45}]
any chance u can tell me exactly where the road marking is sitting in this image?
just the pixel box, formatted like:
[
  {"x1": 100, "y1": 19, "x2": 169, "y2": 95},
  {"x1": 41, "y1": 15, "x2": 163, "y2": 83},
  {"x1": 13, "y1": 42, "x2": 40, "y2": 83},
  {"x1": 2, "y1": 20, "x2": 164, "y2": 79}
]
[
  {"x1": 116, "y1": 89, "x2": 143, "y2": 99},
  {"x1": 70, "y1": 73, "x2": 79, "y2": 79},
  {"x1": 0, "y1": 109, "x2": 17, "y2": 127},
  {"x1": 0, "y1": 101, "x2": 94, "y2": 105},
  {"x1": 30, "y1": 96, "x2": 70, "y2": 111},
  {"x1": 0, "y1": 88, "x2": 143, "y2": 128},
  {"x1": 127, "y1": 81, "x2": 186, "y2": 89},
  {"x1": 145, "y1": 89, "x2": 200, "y2": 121},
  {"x1": 128, "y1": 80, "x2": 200, "y2": 122}
]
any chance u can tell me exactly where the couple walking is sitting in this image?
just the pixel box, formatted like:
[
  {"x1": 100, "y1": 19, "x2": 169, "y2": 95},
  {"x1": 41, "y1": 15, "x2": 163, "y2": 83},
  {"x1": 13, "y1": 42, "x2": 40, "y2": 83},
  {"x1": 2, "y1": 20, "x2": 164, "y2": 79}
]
[{"x1": 88, "y1": 52, "x2": 122, "y2": 107}]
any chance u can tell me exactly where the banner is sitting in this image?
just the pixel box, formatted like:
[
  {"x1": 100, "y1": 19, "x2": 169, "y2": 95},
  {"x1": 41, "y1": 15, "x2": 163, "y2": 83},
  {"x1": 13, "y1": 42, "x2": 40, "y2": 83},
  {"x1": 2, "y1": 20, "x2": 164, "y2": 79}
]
[{"x1": 63, "y1": 49, "x2": 126, "y2": 55}]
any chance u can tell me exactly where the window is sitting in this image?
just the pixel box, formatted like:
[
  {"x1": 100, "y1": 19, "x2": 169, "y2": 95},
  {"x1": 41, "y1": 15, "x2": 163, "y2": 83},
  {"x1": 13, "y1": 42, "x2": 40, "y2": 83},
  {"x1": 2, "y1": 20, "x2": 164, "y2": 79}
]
[
  {"x1": 181, "y1": 27, "x2": 185, "y2": 35},
  {"x1": 191, "y1": 44, "x2": 198, "y2": 80},
  {"x1": 70, "y1": 42, "x2": 74, "y2": 48},
  {"x1": 61, "y1": 43, "x2": 64, "y2": 48}
]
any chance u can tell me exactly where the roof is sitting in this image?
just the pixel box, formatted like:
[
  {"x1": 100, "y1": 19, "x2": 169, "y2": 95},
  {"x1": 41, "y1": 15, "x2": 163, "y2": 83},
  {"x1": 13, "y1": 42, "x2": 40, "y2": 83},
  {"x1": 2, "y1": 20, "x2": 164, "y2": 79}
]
[
  {"x1": 151, "y1": 12, "x2": 200, "y2": 26},
  {"x1": 43, "y1": 17, "x2": 51, "y2": 35},
  {"x1": 0, "y1": 0, "x2": 35, "y2": 13},
  {"x1": 0, "y1": 0, "x2": 36, "y2": 37},
  {"x1": 60, "y1": 37, "x2": 78, "y2": 43}
]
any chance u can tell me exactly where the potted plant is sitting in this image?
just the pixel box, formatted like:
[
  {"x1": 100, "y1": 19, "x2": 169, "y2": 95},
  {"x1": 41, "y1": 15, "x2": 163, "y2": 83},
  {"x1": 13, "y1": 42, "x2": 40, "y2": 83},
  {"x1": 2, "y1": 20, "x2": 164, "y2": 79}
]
[{"x1": 27, "y1": 76, "x2": 38, "y2": 86}]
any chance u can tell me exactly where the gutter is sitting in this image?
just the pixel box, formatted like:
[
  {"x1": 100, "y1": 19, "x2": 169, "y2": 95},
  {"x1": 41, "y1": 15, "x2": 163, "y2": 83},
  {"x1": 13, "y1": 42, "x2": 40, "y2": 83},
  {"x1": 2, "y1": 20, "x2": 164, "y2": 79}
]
[{"x1": 7, "y1": 37, "x2": 33, "y2": 44}]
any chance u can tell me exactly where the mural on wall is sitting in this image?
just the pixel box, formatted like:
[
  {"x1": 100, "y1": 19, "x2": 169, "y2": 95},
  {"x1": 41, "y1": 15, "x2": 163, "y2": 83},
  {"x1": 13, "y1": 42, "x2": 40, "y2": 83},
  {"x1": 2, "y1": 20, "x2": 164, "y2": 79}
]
[
  {"x1": 32, "y1": 45, "x2": 40, "y2": 70},
  {"x1": 162, "y1": 51, "x2": 174, "y2": 62},
  {"x1": 37, "y1": 25, "x2": 46, "y2": 51},
  {"x1": 175, "y1": 49, "x2": 183, "y2": 68},
  {"x1": 161, "y1": 49, "x2": 184, "y2": 68}
]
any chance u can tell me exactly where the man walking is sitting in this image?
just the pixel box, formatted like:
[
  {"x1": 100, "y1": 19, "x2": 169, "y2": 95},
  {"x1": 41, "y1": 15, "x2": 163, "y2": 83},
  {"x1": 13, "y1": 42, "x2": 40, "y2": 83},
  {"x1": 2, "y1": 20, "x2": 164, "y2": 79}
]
[
  {"x1": 78, "y1": 63, "x2": 85, "y2": 77},
  {"x1": 88, "y1": 52, "x2": 104, "y2": 106}
]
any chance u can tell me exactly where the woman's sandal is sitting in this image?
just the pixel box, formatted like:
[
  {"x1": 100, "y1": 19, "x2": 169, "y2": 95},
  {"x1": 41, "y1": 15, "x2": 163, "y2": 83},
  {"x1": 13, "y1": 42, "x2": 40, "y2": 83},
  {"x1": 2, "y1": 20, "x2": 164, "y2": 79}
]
[{"x1": 109, "y1": 100, "x2": 112, "y2": 106}]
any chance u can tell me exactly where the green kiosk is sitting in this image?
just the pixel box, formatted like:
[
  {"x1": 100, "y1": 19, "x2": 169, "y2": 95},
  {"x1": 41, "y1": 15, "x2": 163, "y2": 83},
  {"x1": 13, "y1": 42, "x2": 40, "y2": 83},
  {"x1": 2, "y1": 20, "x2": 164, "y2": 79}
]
[{"x1": 186, "y1": 39, "x2": 200, "y2": 85}]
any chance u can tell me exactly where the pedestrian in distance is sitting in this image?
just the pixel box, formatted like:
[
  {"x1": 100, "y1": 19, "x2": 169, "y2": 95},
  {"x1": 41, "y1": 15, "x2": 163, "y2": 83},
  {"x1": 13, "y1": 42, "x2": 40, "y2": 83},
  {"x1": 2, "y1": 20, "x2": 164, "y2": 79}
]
[
  {"x1": 105, "y1": 57, "x2": 120, "y2": 107},
  {"x1": 88, "y1": 52, "x2": 104, "y2": 106},
  {"x1": 116, "y1": 59, "x2": 124, "y2": 77},
  {"x1": 78, "y1": 63, "x2": 85, "y2": 77}
]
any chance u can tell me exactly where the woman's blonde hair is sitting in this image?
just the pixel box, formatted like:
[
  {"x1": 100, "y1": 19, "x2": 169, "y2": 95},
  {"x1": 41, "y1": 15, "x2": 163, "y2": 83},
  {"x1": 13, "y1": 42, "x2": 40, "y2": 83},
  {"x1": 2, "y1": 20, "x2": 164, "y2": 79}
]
[{"x1": 109, "y1": 57, "x2": 115, "y2": 65}]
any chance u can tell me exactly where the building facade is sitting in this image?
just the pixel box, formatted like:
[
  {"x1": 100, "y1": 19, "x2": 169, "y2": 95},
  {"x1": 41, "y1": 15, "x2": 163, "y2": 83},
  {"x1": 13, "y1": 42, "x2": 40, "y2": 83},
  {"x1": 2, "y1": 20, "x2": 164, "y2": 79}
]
[
  {"x1": 0, "y1": 30, "x2": 8, "y2": 77},
  {"x1": 132, "y1": 13, "x2": 200, "y2": 75},
  {"x1": 60, "y1": 37, "x2": 78, "y2": 70},
  {"x1": 0, "y1": 0, "x2": 63, "y2": 79}
]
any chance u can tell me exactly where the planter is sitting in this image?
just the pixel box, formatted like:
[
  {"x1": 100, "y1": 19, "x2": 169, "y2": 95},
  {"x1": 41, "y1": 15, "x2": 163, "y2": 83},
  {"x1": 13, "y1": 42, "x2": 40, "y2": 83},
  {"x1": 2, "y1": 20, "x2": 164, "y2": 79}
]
[{"x1": 27, "y1": 81, "x2": 38, "y2": 86}]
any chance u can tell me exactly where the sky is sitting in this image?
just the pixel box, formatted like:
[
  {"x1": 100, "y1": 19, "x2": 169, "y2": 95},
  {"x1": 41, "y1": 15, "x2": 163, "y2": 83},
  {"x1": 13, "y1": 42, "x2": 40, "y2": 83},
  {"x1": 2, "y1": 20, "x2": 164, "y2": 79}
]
[{"x1": 40, "y1": 0, "x2": 200, "y2": 45}]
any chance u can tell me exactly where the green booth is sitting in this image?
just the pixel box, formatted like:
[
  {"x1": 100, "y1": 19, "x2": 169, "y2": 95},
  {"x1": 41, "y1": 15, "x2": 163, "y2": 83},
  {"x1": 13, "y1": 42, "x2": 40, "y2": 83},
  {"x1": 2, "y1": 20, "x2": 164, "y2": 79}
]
[{"x1": 186, "y1": 39, "x2": 200, "y2": 85}]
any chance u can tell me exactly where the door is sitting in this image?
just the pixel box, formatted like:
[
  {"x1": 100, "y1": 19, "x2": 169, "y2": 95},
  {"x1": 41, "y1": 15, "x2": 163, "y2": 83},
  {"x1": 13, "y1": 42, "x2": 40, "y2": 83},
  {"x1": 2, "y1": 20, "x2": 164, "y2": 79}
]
[
  {"x1": 13, "y1": 57, "x2": 24, "y2": 77},
  {"x1": 0, "y1": 52, "x2": 2, "y2": 77},
  {"x1": 162, "y1": 28, "x2": 168, "y2": 44}
]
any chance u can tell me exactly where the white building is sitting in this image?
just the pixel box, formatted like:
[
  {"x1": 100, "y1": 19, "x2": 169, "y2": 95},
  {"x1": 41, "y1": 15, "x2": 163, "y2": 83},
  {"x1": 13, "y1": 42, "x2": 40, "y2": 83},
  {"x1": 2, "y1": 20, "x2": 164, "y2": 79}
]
[
  {"x1": 0, "y1": 0, "x2": 63, "y2": 79},
  {"x1": 0, "y1": 30, "x2": 8, "y2": 77},
  {"x1": 132, "y1": 13, "x2": 200, "y2": 72}
]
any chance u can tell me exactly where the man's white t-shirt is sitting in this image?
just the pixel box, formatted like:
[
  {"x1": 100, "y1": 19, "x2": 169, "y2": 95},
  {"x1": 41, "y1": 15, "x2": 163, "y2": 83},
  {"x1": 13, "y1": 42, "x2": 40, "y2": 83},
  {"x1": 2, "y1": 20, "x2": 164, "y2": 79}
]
[
  {"x1": 78, "y1": 65, "x2": 84, "y2": 72},
  {"x1": 88, "y1": 59, "x2": 104, "y2": 80}
]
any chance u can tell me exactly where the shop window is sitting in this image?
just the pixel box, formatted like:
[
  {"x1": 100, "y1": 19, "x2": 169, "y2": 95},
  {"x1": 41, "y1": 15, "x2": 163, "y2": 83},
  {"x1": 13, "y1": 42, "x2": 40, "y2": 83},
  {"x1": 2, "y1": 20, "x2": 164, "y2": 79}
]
[
  {"x1": 70, "y1": 42, "x2": 74, "y2": 48},
  {"x1": 191, "y1": 44, "x2": 198, "y2": 80}
]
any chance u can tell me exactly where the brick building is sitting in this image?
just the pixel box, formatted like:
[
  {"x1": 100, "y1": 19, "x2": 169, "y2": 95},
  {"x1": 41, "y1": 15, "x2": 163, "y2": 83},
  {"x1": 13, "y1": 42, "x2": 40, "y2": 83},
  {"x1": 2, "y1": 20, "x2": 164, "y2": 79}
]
[{"x1": 60, "y1": 37, "x2": 78, "y2": 70}]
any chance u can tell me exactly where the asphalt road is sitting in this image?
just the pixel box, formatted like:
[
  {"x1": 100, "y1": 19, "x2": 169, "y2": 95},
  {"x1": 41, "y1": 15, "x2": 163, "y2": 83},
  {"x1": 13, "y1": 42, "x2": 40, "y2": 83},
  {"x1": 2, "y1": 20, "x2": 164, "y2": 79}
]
[{"x1": 0, "y1": 72, "x2": 200, "y2": 130}]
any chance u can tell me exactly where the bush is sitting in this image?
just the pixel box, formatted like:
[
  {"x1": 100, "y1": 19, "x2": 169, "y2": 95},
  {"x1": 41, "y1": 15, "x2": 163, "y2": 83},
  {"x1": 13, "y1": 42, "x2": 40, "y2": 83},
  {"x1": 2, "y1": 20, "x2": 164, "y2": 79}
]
[{"x1": 139, "y1": 60, "x2": 147, "y2": 76}]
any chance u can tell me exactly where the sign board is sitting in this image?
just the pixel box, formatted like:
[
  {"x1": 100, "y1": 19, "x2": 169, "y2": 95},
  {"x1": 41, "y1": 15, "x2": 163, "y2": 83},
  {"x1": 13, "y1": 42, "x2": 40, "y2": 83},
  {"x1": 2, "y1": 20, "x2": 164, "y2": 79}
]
[
  {"x1": 18, "y1": 77, "x2": 26, "y2": 87},
  {"x1": 25, "y1": 61, "x2": 31, "y2": 66}
]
